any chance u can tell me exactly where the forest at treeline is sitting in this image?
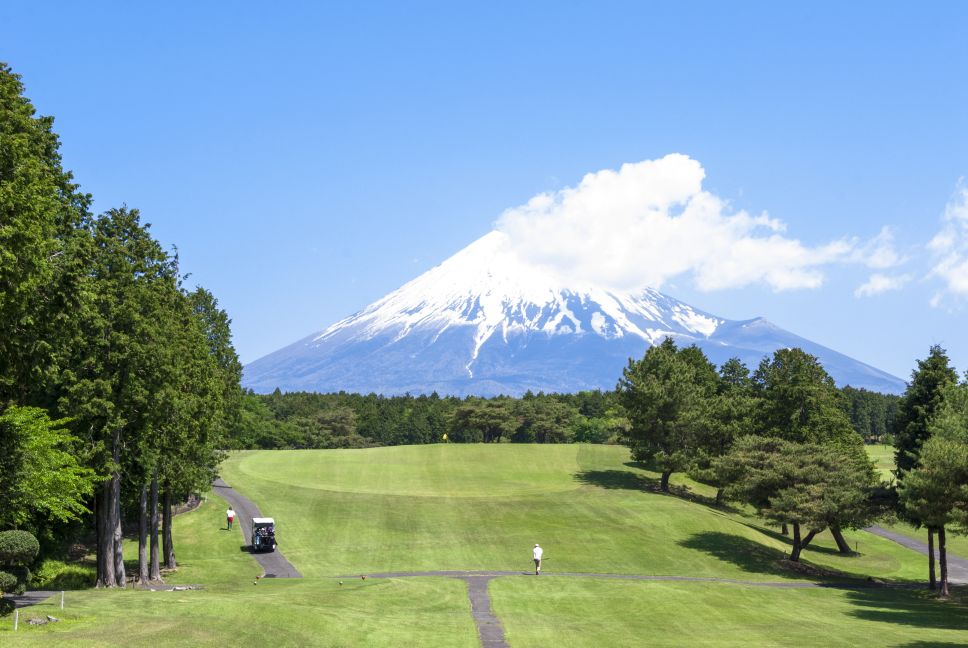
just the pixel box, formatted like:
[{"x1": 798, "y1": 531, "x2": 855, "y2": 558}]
[
  {"x1": 234, "y1": 383, "x2": 898, "y2": 451},
  {"x1": 5, "y1": 59, "x2": 965, "y2": 603}
]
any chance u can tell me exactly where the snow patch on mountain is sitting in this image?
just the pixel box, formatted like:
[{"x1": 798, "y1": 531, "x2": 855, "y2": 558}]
[{"x1": 244, "y1": 231, "x2": 906, "y2": 396}]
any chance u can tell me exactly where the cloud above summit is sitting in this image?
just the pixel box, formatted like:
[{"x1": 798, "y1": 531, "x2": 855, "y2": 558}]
[{"x1": 496, "y1": 154, "x2": 892, "y2": 293}]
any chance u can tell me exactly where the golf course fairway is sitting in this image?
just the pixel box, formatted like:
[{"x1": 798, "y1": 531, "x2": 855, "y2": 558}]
[{"x1": 4, "y1": 443, "x2": 968, "y2": 646}]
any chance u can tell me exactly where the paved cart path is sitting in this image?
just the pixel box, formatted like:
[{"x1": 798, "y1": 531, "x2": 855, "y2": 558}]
[
  {"x1": 866, "y1": 525, "x2": 968, "y2": 584},
  {"x1": 212, "y1": 478, "x2": 301, "y2": 578}
]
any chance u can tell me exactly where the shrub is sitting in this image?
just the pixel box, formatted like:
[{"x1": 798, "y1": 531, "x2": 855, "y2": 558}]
[
  {"x1": 0, "y1": 530, "x2": 40, "y2": 563},
  {"x1": 0, "y1": 570, "x2": 17, "y2": 593},
  {"x1": 30, "y1": 559, "x2": 95, "y2": 590}
]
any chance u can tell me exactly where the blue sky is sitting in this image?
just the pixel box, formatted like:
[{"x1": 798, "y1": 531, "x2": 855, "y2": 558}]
[{"x1": 2, "y1": 2, "x2": 967, "y2": 381}]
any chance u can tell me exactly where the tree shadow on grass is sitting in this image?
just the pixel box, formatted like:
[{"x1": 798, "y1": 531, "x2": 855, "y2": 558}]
[
  {"x1": 678, "y1": 531, "x2": 795, "y2": 579},
  {"x1": 575, "y1": 469, "x2": 658, "y2": 491},
  {"x1": 575, "y1": 469, "x2": 720, "y2": 508},
  {"x1": 732, "y1": 519, "x2": 845, "y2": 557},
  {"x1": 845, "y1": 587, "x2": 968, "y2": 632}
]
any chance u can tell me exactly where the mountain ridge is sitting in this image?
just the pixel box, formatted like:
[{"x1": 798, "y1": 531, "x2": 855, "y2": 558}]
[{"x1": 243, "y1": 231, "x2": 906, "y2": 396}]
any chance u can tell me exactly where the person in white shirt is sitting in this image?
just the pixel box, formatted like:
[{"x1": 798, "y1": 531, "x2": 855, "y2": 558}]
[
  {"x1": 227, "y1": 508, "x2": 236, "y2": 530},
  {"x1": 533, "y1": 543, "x2": 543, "y2": 575}
]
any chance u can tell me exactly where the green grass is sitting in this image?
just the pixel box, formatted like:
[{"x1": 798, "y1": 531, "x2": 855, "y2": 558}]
[
  {"x1": 5, "y1": 443, "x2": 968, "y2": 646},
  {"x1": 5, "y1": 489, "x2": 476, "y2": 647},
  {"x1": 492, "y1": 577, "x2": 968, "y2": 647},
  {"x1": 218, "y1": 444, "x2": 929, "y2": 583},
  {"x1": 866, "y1": 444, "x2": 896, "y2": 482}
]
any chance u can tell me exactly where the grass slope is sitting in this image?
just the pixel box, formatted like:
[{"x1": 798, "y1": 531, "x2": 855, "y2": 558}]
[
  {"x1": 493, "y1": 578, "x2": 968, "y2": 647},
  {"x1": 3, "y1": 491, "x2": 476, "y2": 647},
  {"x1": 5, "y1": 443, "x2": 968, "y2": 646},
  {"x1": 219, "y1": 445, "x2": 927, "y2": 582}
]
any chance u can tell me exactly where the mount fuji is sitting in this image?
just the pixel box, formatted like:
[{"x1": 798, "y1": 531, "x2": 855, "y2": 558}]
[{"x1": 243, "y1": 231, "x2": 906, "y2": 396}]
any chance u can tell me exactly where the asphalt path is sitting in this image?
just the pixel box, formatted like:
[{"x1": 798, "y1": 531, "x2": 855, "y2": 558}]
[
  {"x1": 212, "y1": 478, "x2": 301, "y2": 578},
  {"x1": 866, "y1": 525, "x2": 968, "y2": 584}
]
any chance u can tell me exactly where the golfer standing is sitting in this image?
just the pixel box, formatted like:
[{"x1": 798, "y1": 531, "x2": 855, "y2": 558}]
[
  {"x1": 533, "y1": 543, "x2": 543, "y2": 575},
  {"x1": 227, "y1": 507, "x2": 236, "y2": 530}
]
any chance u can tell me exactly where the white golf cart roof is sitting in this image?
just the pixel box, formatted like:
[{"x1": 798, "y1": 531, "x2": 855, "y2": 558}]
[{"x1": 252, "y1": 517, "x2": 274, "y2": 525}]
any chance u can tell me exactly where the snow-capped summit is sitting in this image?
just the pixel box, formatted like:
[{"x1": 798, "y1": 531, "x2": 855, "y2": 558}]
[{"x1": 243, "y1": 231, "x2": 905, "y2": 396}]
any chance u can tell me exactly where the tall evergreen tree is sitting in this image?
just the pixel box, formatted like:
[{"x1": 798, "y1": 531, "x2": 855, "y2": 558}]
[
  {"x1": 895, "y1": 345, "x2": 959, "y2": 475},
  {"x1": 893, "y1": 345, "x2": 958, "y2": 588},
  {"x1": 57, "y1": 207, "x2": 179, "y2": 587},
  {"x1": 0, "y1": 64, "x2": 91, "y2": 404},
  {"x1": 618, "y1": 338, "x2": 719, "y2": 492}
]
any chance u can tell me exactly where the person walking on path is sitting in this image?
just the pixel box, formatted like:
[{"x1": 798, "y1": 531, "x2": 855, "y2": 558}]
[
  {"x1": 227, "y1": 507, "x2": 236, "y2": 530},
  {"x1": 533, "y1": 543, "x2": 543, "y2": 575}
]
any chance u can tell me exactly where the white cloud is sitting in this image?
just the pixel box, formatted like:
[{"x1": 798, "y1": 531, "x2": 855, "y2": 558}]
[
  {"x1": 496, "y1": 154, "x2": 881, "y2": 293},
  {"x1": 927, "y1": 183, "x2": 968, "y2": 305},
  {"x1": 852, "y1": 227, "x2": 905, "y2": 269},
  {"x1": 854, "y1": 273, "x2": 911, "y2": 298}
]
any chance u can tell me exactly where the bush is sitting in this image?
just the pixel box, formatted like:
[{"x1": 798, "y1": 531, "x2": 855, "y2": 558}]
[
  {"x1": 0, "y1": 530, "x2": 40, "y2": 563},
  {"x1": 0, "y1": 569, "x2": 17, "y2": 593},
  {"x1": 30, "y1": 559, "x2": 95, "y2": 590}
]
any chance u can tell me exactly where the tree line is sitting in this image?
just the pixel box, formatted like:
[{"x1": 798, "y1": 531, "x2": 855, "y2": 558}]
[
  {"x1": 619, "y1": 339, "x2": 968, "y2": 597},
  {"x1": 0, "y1": 63, "x2": 241, "y2": 593},
  {"x1": 231, "y1": 381, "x2": 895, "y2": 451},
  {"x1": 230, "y1": 389, "x2": 628, "y2": 449}
]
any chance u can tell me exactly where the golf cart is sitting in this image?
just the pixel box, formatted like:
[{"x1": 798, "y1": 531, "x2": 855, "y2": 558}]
[{"x1": 252, "y1": 517, "x2": 276, "y2": 552}]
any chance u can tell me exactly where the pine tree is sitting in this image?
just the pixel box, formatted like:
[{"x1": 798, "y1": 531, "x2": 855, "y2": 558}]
[{"x1": 618, "y1": 338, "x2": 719, "y2": 492}]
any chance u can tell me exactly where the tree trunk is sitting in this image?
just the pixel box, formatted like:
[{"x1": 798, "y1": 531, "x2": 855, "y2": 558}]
[
  {"x1": 111, "y1": 466, "x2": 125, "y2": 587},
  {"x1": 801, "y1": 528, "x2": 822, "y2": 549},
  {"x1": 149, "y1": 470, "x2": 161, "y2": 581},
  {"x1": 715, "y1": 488, "x2": 724, "y2": 506},
  {"x1": 138, "y1": 484, "x2": 148, "y2": 584},
  {"x1": 660, "y1": 470, "x2": 672, "y2": 492},
  {"x1": 831, "y1": 526, "x2": 852, "y2": 554},
  {"x1": 110, "y1": 427, "x2": 125, "y2": 588},
  {"x1": 95, "y1": 480, "x2": 114, "y2": 588},
  {"x1": 939, "y1": 525, "x2": 949, "y2": 598},
  {"x1": 928, "y1": 527, "x2": 937, "y2": 590},
  {"x1": 163, "y1": 487, "x2": 176, "y2": 569},
  {"x1": 781, "y1": 523, "x2": 788, "y2": 536},
  {"x1": 789, "y1": 522, "x2": 803, "y2": 561}
]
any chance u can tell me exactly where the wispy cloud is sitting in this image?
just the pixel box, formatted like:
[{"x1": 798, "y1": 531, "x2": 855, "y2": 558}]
[
  {"x1": 927, "y1": 182, "x2": 968, "y2": 307},
  {"x1": 855, "y1": 273, "x2": 911, "y2": 298},
  {"x1": 496, "y1": 154, "x2": 889, "y2": 293}
]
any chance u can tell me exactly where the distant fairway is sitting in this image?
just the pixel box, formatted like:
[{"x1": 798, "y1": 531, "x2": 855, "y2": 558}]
[
  {"x1": 219, "y1": 444, "x2": 930, "y2": 581},
  {"x1": 7, "y1": 443, "x2": 968, "y2": 647},
  {"x1": 228, "y1": 443, "x2": 586, "y2": 497},
  {"x1": 866, "y1": 444, "x2": 896, "y2": 482}
]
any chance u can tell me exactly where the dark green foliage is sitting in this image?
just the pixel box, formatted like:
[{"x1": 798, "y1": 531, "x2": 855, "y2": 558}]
[
  {"x1": 0, "y1": 529, "x2": 39, "y2": 595},
  {"x1": 895, "y1": 345, "x2": 959, "y2": 477},
  {"x1": 689, "y1": 358, "x2": 755, "y2": 495},
  {"x1": 450, "y1": 398, "x2": 518, "y2": 443},
  {"x1": 227, "y1": 389, "x2": 626, "y2": 449},
  {"x1": 0, "y1": 64, "x2": 91, "y2": 403},
  {"x1": 0, "y1": 63, "x2": 241, "y2": 587},
  {"x1": 0, "y1": 530, "x2": 40, "y2": 563},
  {"x1": 842, "y1": 386, "x2": 900, "y2": 443},
  {"x1": 0, "y1": 570, "x2": 17, "y2": 594},
  {"x1": 751, "y1": 347, "x2": 857, "y2": 447},
  {"x1": 617, "y1": 338, "x2": 719, "y2": 490},
  {"x1": 720, "y1": 436, "x2": 880, "y2": 560}
]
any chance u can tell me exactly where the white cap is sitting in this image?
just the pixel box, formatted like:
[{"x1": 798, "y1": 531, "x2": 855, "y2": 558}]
[{"x1": 534, "y1": 543, "x2": 540, "y2": 547}]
